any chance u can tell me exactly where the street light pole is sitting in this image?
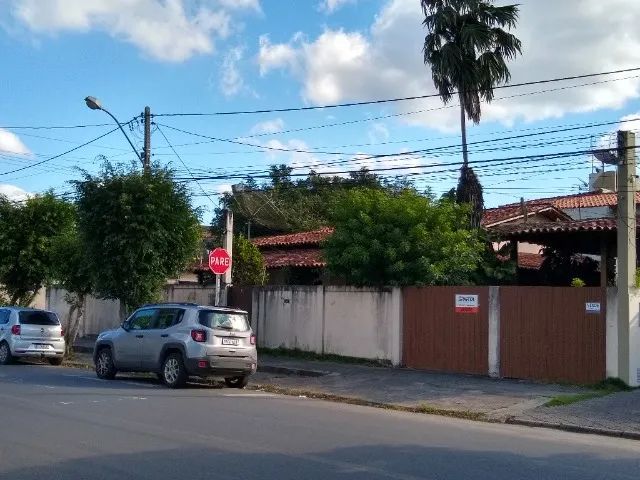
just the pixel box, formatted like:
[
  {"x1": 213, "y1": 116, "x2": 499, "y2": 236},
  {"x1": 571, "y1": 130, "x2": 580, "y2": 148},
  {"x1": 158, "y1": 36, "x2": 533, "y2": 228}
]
[{"x1": 84, "y1": 96, "x2": 147, "y2": 171}]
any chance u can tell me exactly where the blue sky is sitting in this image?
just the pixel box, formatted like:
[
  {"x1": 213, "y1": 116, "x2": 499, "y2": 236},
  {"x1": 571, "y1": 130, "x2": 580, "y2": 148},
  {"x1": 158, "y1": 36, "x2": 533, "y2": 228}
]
[{"x1": 2, "y1": 0, "x2": 640, "y2": 223}]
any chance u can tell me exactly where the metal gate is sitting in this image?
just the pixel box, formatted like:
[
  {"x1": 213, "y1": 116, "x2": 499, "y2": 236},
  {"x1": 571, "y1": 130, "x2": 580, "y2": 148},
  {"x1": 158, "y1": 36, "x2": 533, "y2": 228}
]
[
  {"x1": 499, "y1": 287, "x2": 606, "y2": 384},
  {"x1": 403, "y1": 287, "x2": 489, "y2": 375}
]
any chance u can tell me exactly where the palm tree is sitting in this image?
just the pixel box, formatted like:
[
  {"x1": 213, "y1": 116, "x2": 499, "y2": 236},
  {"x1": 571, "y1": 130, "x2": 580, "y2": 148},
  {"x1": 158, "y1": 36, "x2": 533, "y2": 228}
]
[{"x1": 421, "y1": 0, "x2": 522, "y2": 227}]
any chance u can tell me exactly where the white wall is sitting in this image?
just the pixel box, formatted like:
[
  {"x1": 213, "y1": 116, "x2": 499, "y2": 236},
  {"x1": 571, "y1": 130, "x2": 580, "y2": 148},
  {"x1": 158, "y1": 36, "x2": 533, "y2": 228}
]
[
  {"x1": 46, "y1": 288, "x2": 121, "y2": 337},
  {"x1": 252, "y1": 286, "x2": 403, "y2": 365},
  {"x1": 323, "y1": 287, "x2": 402, "y2": 364},
  {"x1": 606, "y1": 287, "x2": 618, "y2": 379},
  {"x1": 252, "y1": 286, "x2": 324, "y2": 353},
  {"x1": 628, "y1": 289, "x2": 640, "y2": 387}
]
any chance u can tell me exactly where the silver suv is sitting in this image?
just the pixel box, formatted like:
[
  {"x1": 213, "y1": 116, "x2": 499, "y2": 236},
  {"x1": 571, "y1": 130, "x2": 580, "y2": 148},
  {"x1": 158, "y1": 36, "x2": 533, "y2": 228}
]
[
  {"x1": 0, "y1": 307, "x2": 65, "y2": 366},
  {"x1": 93, "y1": 303, "x2": 257, "y2": 388}
]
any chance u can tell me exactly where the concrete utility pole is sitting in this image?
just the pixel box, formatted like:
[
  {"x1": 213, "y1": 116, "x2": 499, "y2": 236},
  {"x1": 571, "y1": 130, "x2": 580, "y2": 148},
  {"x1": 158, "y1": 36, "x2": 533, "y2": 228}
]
[
  {"x1": 221, "y1": 209, "x2": 234, "y2": 306},
  {"x1": 616, "y1": 130, "x2": 636, "y2": 385},
  {"x1": 143, "y1": 106, "x2": 151, "y2": 173}
]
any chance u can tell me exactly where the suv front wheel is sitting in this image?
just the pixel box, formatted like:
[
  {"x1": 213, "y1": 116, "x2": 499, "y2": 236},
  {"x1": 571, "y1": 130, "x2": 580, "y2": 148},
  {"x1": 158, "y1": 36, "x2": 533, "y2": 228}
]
[
  {"x1": 95, "y1": 348, "x2": 117, "y2": 380},
  {"x1": 162, "y1": 353, "x2": 188, "y2": 389}
]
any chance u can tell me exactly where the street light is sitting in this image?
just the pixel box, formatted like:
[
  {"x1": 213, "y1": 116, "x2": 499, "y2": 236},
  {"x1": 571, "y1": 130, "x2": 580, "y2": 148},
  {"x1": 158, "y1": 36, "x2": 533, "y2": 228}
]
[{"x1": 84, "y1": 96, "x2": 144, "y2": 168}]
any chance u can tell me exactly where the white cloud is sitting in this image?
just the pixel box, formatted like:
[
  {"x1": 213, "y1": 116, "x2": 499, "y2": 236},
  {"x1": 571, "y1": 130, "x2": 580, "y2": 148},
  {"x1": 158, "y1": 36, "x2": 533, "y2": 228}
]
[
  {"x1": 258, "y1": 34, "x2": 299, "y2": 76},
  {"x1": 250, "y1": 118, "x2": 285, "y2": 135},
  {"x1": 214, "y1": 183, "x2": 232, "y2": 194},
  {"x1": 0, "y1": 128, "x2": 31, "y2": 156},
  {"x1": 0, "y1": 184, "x2": 30, "y2": 201},
  {"x1": 216, "y1": 0, "x2": 261, "y2": 12},
  {"x1": 319, "y1": 0, "x2": 355, "y2": 14},
  {"x1": 10, "y1": 0, "x2": 236, "y2": 62},
  {"x1": 596, "y1": 112, "x2": 640, "y2": 150},
  {"x1": 258, "y1": 0, "x2": 640, "y2": 131},
  {"x1": 220, "y1": 46, "x2": 245, "y2": 97},
  {"x1": 368, "y1": 122, "x2": 390, "y2": 143}
]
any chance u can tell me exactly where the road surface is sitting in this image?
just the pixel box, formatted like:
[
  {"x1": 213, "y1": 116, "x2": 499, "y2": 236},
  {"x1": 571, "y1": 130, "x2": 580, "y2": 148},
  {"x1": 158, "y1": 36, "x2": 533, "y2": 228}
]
[{"x1": 0, "y1": 363, "x2": 638, "y2": 479}]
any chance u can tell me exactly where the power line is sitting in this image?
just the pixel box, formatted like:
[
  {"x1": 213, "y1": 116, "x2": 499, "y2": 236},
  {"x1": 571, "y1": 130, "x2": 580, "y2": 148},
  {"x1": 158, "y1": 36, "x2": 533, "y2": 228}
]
[
  {"x1": 154, "y1": 67, "x2": 640, "y2": 117},
  {"x1": 0, "y1": 127, "x2": 119, "y2": 176},
  {"x1": 0, "y1": 123, "x2": 112, "y2": 130},
  {"x1": 155, "y1": 125, "x2": 217, "y2": 207}
]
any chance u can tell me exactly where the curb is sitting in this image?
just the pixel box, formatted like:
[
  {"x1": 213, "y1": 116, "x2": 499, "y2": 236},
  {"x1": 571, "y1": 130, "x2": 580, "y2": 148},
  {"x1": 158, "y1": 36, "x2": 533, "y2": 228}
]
[
  {"x1": 258, "y1": 365, "x2": 328, "y2": 377},
  {"x1": 506, "y1": 418, "x2": 640, "y2": 441}
]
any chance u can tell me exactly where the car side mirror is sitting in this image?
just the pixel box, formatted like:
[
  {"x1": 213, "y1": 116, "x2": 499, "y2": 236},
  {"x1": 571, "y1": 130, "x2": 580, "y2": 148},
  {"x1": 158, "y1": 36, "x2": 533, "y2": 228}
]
[{"x1": 121, "y1": 321, "x2": 130, "y2": 332}]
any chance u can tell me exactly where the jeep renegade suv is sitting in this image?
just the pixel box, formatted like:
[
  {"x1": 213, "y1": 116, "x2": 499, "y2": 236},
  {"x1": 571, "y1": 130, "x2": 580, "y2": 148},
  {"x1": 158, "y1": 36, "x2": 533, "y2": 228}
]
[{"x1": 93, "y1": 303, "x2": 257, "y2": 388}]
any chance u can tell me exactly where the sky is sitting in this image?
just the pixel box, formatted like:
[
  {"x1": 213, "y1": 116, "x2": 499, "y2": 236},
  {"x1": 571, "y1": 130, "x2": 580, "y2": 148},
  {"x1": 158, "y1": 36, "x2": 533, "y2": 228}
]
[{"x1": 2, "y1": 0, "x2": 640, "y2": 223}]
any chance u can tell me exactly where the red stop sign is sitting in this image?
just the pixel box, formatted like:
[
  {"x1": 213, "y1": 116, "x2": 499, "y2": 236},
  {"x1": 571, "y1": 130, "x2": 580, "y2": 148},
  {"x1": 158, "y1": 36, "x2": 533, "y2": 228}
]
[{"x1": 209, "y1": 248, "x2": 231, "y2": 275}]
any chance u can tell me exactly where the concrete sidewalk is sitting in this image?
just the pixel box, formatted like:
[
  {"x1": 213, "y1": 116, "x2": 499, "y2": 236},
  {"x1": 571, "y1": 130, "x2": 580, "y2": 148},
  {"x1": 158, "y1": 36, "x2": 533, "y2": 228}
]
[{"x1": 71, "y1": 339, "x2": 639, "y2": 439}]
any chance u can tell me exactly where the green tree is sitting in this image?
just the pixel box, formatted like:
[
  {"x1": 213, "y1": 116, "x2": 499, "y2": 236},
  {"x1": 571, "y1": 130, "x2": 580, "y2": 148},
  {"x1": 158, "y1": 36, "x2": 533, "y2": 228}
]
[
  {"x1": 0, "y1": 193, "x2": 75, "y2": 305},
  {"x1": 421, "y1": 0, "x2": 522, "y2": 226},
  {"x1": 74, "y1": 163, "x2": 201, "y2": 312},
  {"x1": 50, "y1": 226, "x2": 93, "y2": 355},
  {"x1": 232, "y1": 235, "x2": 267, "y2": 286},
  {"x1": 324, "y1": 189, "x2": 483, "y2": 286}
]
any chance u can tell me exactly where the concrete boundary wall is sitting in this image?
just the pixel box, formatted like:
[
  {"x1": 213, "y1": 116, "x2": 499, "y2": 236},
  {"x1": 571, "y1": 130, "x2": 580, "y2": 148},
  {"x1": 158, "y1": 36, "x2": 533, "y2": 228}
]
[{"x1": 252, "y1": 286, "x2": 402, "y2": 365}]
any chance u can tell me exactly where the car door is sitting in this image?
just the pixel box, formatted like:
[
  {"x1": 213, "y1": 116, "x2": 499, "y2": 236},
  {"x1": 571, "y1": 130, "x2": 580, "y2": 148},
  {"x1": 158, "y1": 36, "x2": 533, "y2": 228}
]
[
  {"x1": 114, "y1": 308, "x2": 157, "y2": 371},
  {"x1": 140, "y1": 308, "x2": 185, "y2": 370},
  {"x1": 0, "y1": 309, "x2": 10, "y2": 343}
]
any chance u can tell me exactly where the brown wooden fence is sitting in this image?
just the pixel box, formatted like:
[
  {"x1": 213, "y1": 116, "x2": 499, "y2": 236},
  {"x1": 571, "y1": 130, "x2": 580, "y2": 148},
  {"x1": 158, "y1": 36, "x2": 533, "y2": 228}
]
[
  {"x1": 499, "y1": 287, "x2": 606, "y2": 384},
  {"x1": 403, "y1": 287, "x2": 489, "y2": 375}
]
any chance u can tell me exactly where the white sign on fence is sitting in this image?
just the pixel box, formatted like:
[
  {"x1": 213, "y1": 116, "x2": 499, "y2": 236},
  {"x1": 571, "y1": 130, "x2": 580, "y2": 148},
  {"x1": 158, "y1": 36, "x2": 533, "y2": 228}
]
[
  {"x1": 455, "y1": 294, "x2": 479, "y2": 314},
  {"x1": 585, "y1": 302, "x2": 601, "y2": 313}
]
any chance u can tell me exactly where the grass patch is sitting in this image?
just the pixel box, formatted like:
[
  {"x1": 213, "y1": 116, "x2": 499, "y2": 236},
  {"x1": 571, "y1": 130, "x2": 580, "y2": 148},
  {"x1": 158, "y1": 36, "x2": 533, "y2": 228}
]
[
  {"x1": 544, "y1": 393, "x2": 604, "y2": 407},
  {"x1": 590, "y1": 377, "x2": 632, "y2": 392},
  {"x1": 258, "y1": 347, "x2": 392, "y2": 367}
]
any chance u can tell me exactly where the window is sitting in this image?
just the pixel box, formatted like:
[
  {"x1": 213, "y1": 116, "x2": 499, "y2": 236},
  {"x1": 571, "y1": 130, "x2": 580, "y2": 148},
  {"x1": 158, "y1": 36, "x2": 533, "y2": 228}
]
[
  {"x1": 154, "y1": 308, "x2": 185, "y2": 329},
  {"x1": 19, "y1": 310, "x2": 60, "y2": 325},
  {"x1": 198, "y1": 310, "x2": 249, "y2": 332},
  {"x1": 0, "y1": 310, "x2": 9, "y2": 325},
  {"x1": 128, "y1": 309, "x2": 156, "y2": 331}
]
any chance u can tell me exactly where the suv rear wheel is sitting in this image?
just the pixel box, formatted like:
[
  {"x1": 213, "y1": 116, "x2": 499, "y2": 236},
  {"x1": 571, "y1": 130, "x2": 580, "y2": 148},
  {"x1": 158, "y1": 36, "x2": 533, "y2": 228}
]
[
  {"x1": 162, "y1": 353, "x2": 187, "y2": 389},
  {"x1": 225, "y1": 375, "x2": 249, "y2": 389},
  {"x1": 0, "y1": 341, "x2": 13, "y2": 365},
  {"x1": 95, "y1": 348, "x2": 117, "y2": 380}
]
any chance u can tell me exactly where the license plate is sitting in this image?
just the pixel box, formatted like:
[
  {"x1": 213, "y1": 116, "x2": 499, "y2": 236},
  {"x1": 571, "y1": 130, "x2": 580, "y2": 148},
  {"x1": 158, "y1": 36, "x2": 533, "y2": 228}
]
[
  {"x1": 222, "y1": 338, "x2": 239, "y2": 346},
  {"x1": 33, "y1": 344, "x2": 50, "y2": 350}
]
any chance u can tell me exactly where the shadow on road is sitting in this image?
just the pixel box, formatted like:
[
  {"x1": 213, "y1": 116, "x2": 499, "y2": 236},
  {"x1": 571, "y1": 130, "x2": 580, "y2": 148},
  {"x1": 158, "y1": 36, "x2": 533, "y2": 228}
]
[{"x1": 1, "y1": 444, "x2": 638, "y2": 480}]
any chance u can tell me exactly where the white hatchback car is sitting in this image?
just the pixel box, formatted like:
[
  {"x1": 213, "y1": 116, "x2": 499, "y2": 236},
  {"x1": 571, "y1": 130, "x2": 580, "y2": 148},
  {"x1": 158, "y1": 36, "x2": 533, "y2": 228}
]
[{"x1": 0, "y1": 307, "x2": 65, "y2": 365}]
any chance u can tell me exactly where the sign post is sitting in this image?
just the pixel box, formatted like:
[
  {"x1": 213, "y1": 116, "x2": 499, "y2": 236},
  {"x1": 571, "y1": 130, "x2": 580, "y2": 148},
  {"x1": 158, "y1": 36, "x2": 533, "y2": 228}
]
[{"x1": 209, "y1": 248, "x2": 232, "y2": 306}]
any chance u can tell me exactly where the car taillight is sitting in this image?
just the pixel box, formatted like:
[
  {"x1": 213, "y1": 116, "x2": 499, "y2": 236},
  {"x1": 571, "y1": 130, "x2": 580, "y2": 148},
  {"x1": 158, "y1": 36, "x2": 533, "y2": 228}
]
[
  {"x1": 191, "y1": 330, "x2": 206, "y2": 342},
  {"x1": 60, "y1": 328, "x2": 65, "y2": 337},
  {"x1": 11, "y1": 325, "x2": 20, "y2": 336},
  {"x1": 250, "y1": 334, "x2": 256, "y2": 345}
]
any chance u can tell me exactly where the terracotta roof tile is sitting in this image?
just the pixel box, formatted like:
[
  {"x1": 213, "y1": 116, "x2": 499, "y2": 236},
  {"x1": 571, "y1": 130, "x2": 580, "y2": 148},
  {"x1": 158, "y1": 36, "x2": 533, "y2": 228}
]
[
  {"x1": 262, "y1": 249, "x2": 325, "y2": 268},
  {"x1": 493, "y1": 217, "x2": 619, "y2": 237},
  {"x1": 518, "y1": 252, "x2": 544, "y2": 270},
  {"x1": 252, "y1": 227, "x2": 334, "y2": 247},
  {"x1": 500, "y1": 190, "x2": 640, "y2": 211},
  {"x1": 482, "y1": 203, "x2": 569, "y2": 227}
]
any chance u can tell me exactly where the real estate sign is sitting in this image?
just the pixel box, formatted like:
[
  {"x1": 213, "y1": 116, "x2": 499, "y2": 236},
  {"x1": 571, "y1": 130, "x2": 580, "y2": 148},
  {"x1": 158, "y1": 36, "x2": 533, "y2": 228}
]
[{"x1": 455, "y1": 294, "x2": 479, "y2": 314}]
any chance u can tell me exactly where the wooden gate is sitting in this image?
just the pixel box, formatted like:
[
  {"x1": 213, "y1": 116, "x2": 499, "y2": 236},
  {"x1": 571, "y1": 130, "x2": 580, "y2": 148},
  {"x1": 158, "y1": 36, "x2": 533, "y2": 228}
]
[
  {"x1": 500, "y1": 287, "x2": 605, "y2": 384},
  {"x1": 227, "y1": 286, "x2": 253, "y2": 317},
  {"x1": 403, "y1": 287, "x2": 489, "y2": 375}
]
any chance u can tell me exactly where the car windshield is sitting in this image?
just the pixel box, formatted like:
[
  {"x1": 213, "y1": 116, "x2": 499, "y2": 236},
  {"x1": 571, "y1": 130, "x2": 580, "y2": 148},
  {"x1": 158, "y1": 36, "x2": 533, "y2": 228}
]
[
  {"x1": 19, "y1": 310, "x2": 60, "y2": 326},
  {"x1": 198, "y1": 310, "x2": 249, "y2": 332}
]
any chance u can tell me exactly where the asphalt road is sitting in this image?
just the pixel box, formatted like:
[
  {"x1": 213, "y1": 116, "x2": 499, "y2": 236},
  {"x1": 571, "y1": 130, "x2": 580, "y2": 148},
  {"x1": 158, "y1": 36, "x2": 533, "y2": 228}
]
[{"x1": 0, "y1": 363, "x2": 639, "y2": 480}]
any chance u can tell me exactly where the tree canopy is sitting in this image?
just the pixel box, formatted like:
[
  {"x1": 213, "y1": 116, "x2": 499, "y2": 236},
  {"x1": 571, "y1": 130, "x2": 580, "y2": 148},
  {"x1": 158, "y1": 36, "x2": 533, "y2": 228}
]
[
  {"x1": 324, "y1": 188, "x2": 483, "y2": 286},
  {"x1": 0, "y1": 193, "x2": 75, "y2": 305},
  {"x1": 73, "y1": 163, "x2": 201, "y2": 310}
]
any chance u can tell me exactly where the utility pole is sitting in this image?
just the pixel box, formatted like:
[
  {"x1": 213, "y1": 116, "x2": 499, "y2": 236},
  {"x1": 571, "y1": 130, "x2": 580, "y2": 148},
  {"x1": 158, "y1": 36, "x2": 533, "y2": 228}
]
[
  {"x1": 143, "y1": 106, "x2": 151, "y2": 173},
  {"x1": 221, "y1": 209, "x2": 234, "y2": 306},
  {"x1": 616, "y1": 130, "x2": 636, "y2": 386}
]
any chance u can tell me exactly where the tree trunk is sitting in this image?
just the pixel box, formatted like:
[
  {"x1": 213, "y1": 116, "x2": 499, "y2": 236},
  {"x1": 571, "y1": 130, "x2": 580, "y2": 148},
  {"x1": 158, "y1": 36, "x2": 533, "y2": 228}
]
[
  {"x1": 64, "y1": 303, "x2": 77, "y2": 356},
  {"x1": 459, "y1": 94, "x2": 469, "y2": 166},
  {"x1": 67, "y1": 295, "x2": 85, "y2": 356}
]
